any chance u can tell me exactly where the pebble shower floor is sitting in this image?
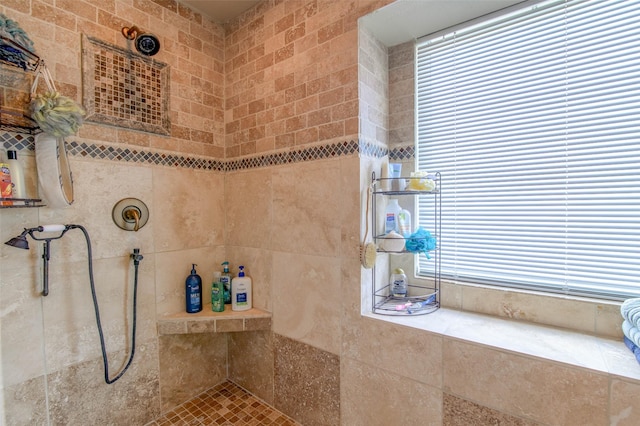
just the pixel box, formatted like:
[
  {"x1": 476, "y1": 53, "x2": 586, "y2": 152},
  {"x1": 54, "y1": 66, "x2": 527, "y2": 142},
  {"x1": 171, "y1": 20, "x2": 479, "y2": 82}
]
[{"x1": 147, "y1": 381, "x2": 300, "y2": 425}]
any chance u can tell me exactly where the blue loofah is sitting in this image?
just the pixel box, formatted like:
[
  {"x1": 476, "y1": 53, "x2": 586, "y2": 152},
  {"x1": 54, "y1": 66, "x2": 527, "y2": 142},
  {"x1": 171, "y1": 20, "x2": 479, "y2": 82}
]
[
  {"x1": 0, "y1": 13, "x2": 35, "y2": 53},
  {"x1": 405, "y1": 227, "x2": 437, "y2": 259}
]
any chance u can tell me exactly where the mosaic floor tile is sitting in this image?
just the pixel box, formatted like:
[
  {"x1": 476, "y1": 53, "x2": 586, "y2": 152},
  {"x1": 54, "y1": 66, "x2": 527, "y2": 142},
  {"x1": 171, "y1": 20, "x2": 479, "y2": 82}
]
[{"x1": 147, "y1": 381, "x2": 301, "y2": 426}]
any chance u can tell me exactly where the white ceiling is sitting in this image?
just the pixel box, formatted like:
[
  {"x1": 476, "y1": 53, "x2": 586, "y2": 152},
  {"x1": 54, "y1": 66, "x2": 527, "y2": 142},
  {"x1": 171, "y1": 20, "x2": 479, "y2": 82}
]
[
  {"x1": 360, "y1": 0, "x2": 527, "y2": 47},
  {"x1": 178, "y1": 0, "x2": 262, "y2": 23}
]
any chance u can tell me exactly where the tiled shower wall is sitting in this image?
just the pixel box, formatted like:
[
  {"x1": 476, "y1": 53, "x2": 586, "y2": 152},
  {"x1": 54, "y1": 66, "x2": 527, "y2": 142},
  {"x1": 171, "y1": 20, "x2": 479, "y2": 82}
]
[
  {"x1": 0, "y1": 0, "x2": 225, "y2": 424},
  {"x1": 3, "y1": 1, "x2": 638, "y2": 426}
]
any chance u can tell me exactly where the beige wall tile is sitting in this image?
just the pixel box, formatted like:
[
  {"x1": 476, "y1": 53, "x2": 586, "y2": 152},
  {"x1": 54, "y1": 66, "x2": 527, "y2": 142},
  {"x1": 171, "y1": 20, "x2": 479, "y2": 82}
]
[
  {"x1": 228, "y1": 330, "x2": 275, "y2": 404},
  {"x1": 225, "y1": 168, "x2": 273, "y2": 248},
  {"x1": 225, "y1": 246, "x2": 273, "y2": 312},
  {"x1": 341, "y1": 356, "x2": 442, "y2": 425},
  {"x1": 342, "y1": 316, "x2": 443, "y2": 388},
  {"x1": 2, "y1": 375, "x2": 48, "y2": 426},
  {"x1": 158, "y1": 333, "x2": 227, "y2": 411},
  {"x1": 155, "y1": 246, "x2": 225, "y2": 317},
  {"x1": 152, "y1": 167, "x2": 224, "y2": 252},
  {"x1": 37, "y1": 158, "x2": 155, "y2": 261},
  {"x1": 443, "y1": 338, "x2": 609, "y2": 425},
  {"x1": 0, "y1": 262, "x2": 45, "y2": 387},
  {"x1": 443, "y1": 394, "x2": 539, "y2": 426},
  {"x1": 610, "y1": 379, "x2": 640, "y2": 426},
  {"x1": 272, "y1": 251, "x2": 342, "y2": 355},
  {"x1": 461, "y1": 285, "x2": 597, "y2": 334},
  {"x1": 271, "y1": 159, "x2": 342, "y2": 256},
  {"x1": 47, "y1": 340, "x2": 160, "y2": 424},
  {"x1": 39, "y1": 254, "x2": 156, "y2": 372},
  {"x1": 274, "y1": 333, "x2": 340, "y2": 426}
]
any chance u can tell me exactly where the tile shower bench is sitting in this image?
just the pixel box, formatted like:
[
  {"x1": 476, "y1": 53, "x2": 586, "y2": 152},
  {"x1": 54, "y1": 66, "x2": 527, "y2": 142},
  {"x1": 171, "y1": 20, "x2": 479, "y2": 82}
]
[{"x1": 157, "y1": 305, "x2": 271, "y2": 335}]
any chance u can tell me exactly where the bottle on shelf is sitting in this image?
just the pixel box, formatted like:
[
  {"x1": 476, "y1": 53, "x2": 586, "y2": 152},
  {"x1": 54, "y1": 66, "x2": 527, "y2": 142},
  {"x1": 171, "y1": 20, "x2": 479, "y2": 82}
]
[
  {"x1": 390, "y1": 268, "x2": 407, "y2": 298},
  {"x1": 6, "y1": 150, "x2": 25, "y2": 199}
]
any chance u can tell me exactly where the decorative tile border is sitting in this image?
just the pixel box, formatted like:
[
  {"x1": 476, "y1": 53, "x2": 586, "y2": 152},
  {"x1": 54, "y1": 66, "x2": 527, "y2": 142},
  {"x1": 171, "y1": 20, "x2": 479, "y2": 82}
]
[{"x1": 0, "y1": 131, "x2": 414, "y2": 171}]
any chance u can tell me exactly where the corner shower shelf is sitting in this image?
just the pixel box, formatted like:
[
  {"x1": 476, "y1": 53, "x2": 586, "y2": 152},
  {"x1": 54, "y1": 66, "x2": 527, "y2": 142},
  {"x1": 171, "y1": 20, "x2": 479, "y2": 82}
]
[
  {"x1": 157, "y1": 305, "x2": 271, "y2": 335},
  {"x1": 370, "y1": 172, "x2": 441, "y2": 316},
  {"x1": 0, "y1": 197, "x2": 45, "y2": 208},
  {"x1": 0, "y1": 35, "x2": 42, "y2": 134}
]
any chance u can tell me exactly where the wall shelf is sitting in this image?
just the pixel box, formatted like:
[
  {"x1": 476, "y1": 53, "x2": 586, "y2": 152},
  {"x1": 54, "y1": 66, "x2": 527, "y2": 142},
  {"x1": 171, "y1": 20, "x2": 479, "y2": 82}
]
[
  {"x1": 157, "y1": 305, "x2": 271, "y2": 335},
  {"x1": 0, "y1": 197, "x2": 45, "y2": 208},
  {"x1": 0, "y1": 35, "x2": 42, "y2": 134}
]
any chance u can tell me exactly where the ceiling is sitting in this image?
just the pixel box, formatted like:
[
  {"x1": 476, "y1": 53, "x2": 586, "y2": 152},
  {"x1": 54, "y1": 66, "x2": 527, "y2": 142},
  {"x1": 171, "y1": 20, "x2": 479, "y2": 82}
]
[{"x1": 179, "y1": 0, "x2": 262, "y2": 23}]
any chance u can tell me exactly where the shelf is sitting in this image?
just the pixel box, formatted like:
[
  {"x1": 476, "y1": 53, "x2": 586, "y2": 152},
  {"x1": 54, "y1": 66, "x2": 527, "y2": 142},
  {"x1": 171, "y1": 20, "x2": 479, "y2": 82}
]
[
  {"x1": 0, "y1": 35, "x2": 40, "y2": 72},
  {"x1": 0, "y1": 108, "x2": 40, "y2": 134},
  {"x1": 157, "y1": 304, "x2": 271, "y2": 335},
  {"x1": 0, "y1": 35, "x2": 42, "y2": 134},
  {"x1": 370, "y1": 171, "x2": 441, "y2": 316},
  {"x1": 373, "y1": 288, "x2": 439, "y2": 316},
  {"x1": 0, "y1": 197, "x2": 45, "y2": 208}
]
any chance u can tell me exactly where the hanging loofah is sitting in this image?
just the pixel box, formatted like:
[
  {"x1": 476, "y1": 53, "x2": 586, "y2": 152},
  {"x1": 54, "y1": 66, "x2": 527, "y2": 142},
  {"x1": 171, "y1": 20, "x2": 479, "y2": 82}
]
[
  {"x1": 29, "y1": 62, "x2": 85, "y2": 137},
  {"x1": 30, "y1": 91, "x2": 85, "y2": 137}
]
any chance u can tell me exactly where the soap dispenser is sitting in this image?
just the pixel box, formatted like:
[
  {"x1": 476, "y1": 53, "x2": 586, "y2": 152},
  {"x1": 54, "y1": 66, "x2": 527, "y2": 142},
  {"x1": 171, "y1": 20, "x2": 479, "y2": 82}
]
[
  {"x1": 185, "y1": 264, "x2": 202, "y2": 313},
  {"x1": 231, "y1": 265, "x2": 252, "y2": 311}
]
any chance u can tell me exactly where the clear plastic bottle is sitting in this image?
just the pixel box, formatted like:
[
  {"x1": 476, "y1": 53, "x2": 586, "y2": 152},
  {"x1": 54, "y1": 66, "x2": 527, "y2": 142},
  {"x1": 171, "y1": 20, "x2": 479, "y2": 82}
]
[
  {"x1": 390, "y1": 268, "x2": 407, "y2": 298},
  {"x1": 384, "y1": 199, "x2": 402, "y2": 234}
]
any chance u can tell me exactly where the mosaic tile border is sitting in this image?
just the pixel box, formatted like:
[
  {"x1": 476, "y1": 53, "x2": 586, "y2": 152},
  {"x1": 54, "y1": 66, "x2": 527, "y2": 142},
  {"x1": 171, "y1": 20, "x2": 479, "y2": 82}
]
[{"x1": 1, "y1": 132, "x2": 413, "y2": 171}]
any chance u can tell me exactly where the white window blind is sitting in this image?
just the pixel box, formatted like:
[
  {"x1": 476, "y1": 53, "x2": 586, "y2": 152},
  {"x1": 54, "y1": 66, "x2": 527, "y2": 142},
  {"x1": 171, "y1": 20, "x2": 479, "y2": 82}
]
[{"x1": 416, "y1": 0, "x2": 640, "y2": 300}]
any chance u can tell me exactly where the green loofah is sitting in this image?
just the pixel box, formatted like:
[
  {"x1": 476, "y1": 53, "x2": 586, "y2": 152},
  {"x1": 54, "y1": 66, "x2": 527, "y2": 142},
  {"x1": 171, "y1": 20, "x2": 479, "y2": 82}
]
[{"x1": 30, "y1": 91, "x2": 85, "y2": 137}]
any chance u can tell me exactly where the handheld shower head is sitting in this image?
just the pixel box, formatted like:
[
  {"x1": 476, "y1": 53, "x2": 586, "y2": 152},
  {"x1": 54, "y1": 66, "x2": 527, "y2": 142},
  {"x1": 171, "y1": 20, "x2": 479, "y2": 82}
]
[
  {"x1": 4, "y1": 224, "x2": 74, "y2": 297},
  {"x1": 4, "y1": 225, "x2": 70, "y2": 250},
  {"x1": 5, "y1": 230, "x2": 29, "y2": 249}
]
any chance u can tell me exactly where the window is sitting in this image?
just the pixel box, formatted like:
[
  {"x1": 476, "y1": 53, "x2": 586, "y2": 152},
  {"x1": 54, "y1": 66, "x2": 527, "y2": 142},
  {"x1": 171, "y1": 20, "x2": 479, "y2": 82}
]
[{"x1": 415, "y1": 0, "x2": 640, "y2": 300}]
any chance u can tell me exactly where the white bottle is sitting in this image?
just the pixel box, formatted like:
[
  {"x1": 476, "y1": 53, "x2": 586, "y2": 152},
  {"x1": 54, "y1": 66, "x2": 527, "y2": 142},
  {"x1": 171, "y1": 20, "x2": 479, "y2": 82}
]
[
  {"x1": 384, "y1": 198, "x2": 402, "y2": 234},
  {"x1": 390, "y1": 268, "x2": 408, "y2": 298},
  {"x1": 398, "y1": 208, "x2": 412, "y2": 238},
  {"x1": 6, "y1": 150, "x2": 25, "y2": 199},
  {"x1": 231, "y1": 265, "x2": 252, "y2": 311}
]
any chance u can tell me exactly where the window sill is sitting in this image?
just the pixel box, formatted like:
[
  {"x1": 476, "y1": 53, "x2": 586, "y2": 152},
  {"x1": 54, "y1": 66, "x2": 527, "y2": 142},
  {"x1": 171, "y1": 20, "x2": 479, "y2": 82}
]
[{"x1": 363, "y1": 308, "x2": 640, "y2": 382}]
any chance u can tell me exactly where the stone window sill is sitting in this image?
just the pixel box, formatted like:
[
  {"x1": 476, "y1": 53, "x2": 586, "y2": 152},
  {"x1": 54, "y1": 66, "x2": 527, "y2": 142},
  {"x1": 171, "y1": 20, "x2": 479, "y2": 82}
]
[
  {"x1": 158, "y1": 304, "x2": 271, "y2": 335},
  {"x1": 364, "y1": 308, "x2": 640, "y2": 382}
]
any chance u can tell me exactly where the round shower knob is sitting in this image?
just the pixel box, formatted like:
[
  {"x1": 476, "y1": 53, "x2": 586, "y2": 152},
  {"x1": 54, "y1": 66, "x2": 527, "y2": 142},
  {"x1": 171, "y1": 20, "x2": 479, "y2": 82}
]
[{"x1": 112, "y1": 198, "x2": 149, "y2": 232}]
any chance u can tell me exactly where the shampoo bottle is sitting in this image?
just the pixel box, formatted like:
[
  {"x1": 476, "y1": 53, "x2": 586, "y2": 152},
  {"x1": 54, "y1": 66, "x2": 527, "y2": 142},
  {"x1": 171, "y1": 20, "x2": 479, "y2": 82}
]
[
  {"x1": 384, "y1": 199, "x2": 402, "y2": 234},
  {"x1": 231, "y1": 265, "x2": 252, "y2": 311},
  {"x1": 211, "y1": 271, "x2": 225, "y2": 312},
  {"x1": 6, "y1": 150, "x2": 25, "y2": 199},
  {"x1": 185, "y1": 264, "x2": 202, "y2": 313},
  {"x1": 220, "y1": 261, "x2": 232, "y2": 304}
]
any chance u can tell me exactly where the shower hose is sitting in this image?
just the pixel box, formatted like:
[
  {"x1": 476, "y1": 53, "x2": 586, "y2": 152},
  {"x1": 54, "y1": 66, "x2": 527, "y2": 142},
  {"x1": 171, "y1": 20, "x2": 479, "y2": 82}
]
[{"x1": 74, "y1": 224, "x2": 141, "y2": 384}]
